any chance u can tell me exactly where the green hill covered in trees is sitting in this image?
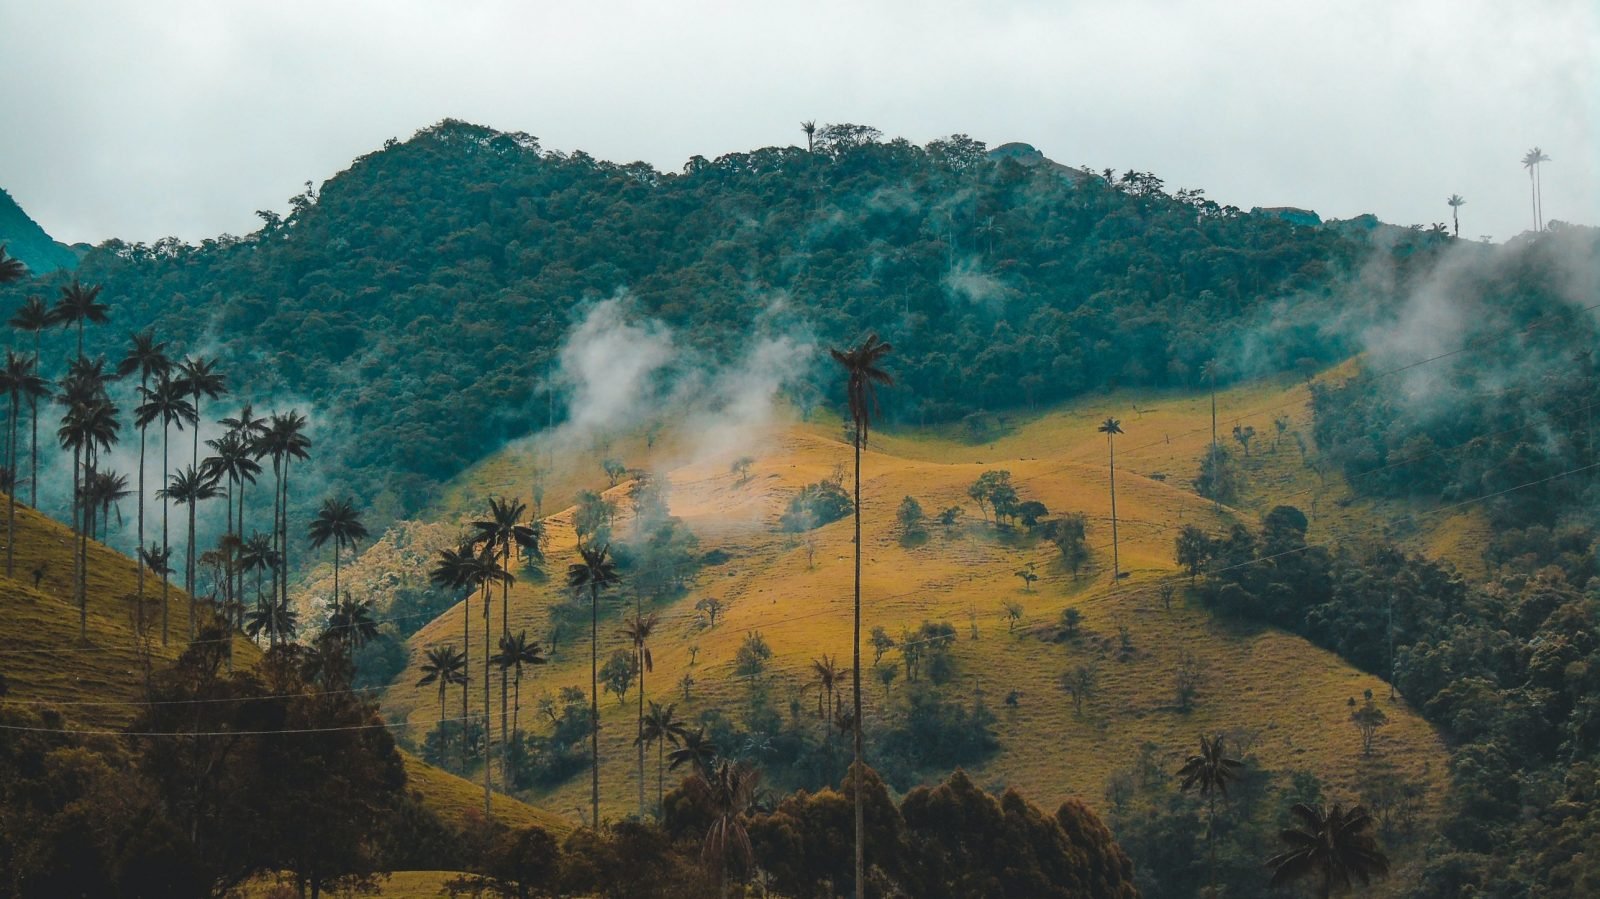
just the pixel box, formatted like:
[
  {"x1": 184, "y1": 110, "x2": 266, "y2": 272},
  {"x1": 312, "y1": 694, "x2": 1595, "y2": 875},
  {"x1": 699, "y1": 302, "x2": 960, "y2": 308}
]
[{"x1": 0, "y1": 189, "x2": 78, "y2": 276}]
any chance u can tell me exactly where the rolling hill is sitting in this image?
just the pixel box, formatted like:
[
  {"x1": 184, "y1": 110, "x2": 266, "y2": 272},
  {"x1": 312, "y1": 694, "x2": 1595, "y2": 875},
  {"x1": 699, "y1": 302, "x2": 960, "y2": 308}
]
[{"x1": 0, "y1": 188, "x2": 78, "y2": 276}]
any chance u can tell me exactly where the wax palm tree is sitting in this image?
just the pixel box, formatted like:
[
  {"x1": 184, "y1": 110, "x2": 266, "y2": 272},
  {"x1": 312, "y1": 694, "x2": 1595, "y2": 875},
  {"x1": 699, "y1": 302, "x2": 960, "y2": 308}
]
[
  {"x1": 829, "y1": 331, "x2": 893, "y2": 899},
  {"x1": 244, "y1": 600, "x2": 297, "y2": 646},
  {"x1": 53, "y1": 280, "x2": 109, "y2": 358},
  {"x1": 84, "y1": 469, "x2": 130, "y2": 540},
  {"x1": 325, "y1": 592, "x2": 378, "y2": 650},
  {"x1": 1447, "y1": 194, "x2": 1465, "y2": 238},
  {"x1": 1267, "y1": 802, "x2": 1390, "y2": 897},
  {"x1": 308, "y1": 496, "x2": 367, "y2": 608},
  {"x1": 462, "y1": 543, "x2": 511, "y2": 816},
  {"x1": 221, "y1": 403, "x2": 268, "y2": 605},
  {"x1": 160, "y1": 464, "x2": 220, "y2": 639},
  {"x1": 238, "y1": 532, "x2": 276, "y2": 632},
  {"x1": 668, "y1": 727, "x2": 719, "y2": 778},
  {"x1": 621, "y1": 611, "x2": 659, "y2": 817},
  {"x1": 638, "y1": 700, "x2": 688, "y2": 816},
  {"x1": 175, "y1": 356, "x2": 225, "y2": 469},
  {"x1": 801, "y1": 120, "x2": 817, "y2": 153},
  {"x1": 1, "y1": 352, "x2": 47, "y2": 575},
  {"x1": 118, "y1": 329, "x2": 171, "y2": 602},
  {"x1": 472, "y1": 496, "x2": 541, "y2": 783},
  {"x1": 1178, "y1": 733, "x2": 1244, "y2": 895},
  {"x1": 9, "y1": 295, "x2": 53, "y2": 508},
  {"x1": 57, "y1": 395, "x2": 119, "y2": 640},
  {"x1": 809, "y1": 653, "x2": 848, "y2": 725},
  {"x1": 261, "y1": 411, "x2": 311, "y2": 614},
  {"x1": 567, "y1": 543, "x2": 620, "y2": 828},
  {"x1": 136, "y1": 375, "x2": 195, "y2": 644},
  {"x1": 493, "y1": 629, "x2": 547, "y2": 787},
  {"x1": 691, "y1": 760, "x2": 761, "y2": 899},
  {"x1": 1097, "y1": 417, "x2": 1125, "y2": 578},
  {"x1": 0, "y1": 245, "x2": 26, "y2": 283},
  {"x1": 418, "y1": 644, "x2": 470, "y2": 724},
  {"x1": 1522, "y1": 147, "x2": 1551, "y2": 232},
  {"x1": 202, "y1": 430, "x2": 260, "y2": 623},
  {"x1": 137, "y1": 543, "x2": 171, "y2": 636},
  {"x1": 431, "y1": 542, "x2": 480, "y2": 768}
]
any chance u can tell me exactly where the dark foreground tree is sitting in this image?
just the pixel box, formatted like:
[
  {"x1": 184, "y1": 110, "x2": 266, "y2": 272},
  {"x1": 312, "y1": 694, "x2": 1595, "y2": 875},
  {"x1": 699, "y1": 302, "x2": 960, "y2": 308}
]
[{"x1": 1267, "y1": 802, "x2": 1390, "y2": 898}]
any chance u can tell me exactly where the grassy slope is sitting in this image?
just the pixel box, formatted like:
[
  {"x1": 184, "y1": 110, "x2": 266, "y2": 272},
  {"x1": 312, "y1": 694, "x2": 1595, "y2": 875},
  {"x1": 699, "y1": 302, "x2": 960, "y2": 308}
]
[
  {"x1": 378, "y1": 371, "x2": 1465, "y2": 890},
  {"x1": 0, "y1": 496, "x2": 568, "y2": 839}
]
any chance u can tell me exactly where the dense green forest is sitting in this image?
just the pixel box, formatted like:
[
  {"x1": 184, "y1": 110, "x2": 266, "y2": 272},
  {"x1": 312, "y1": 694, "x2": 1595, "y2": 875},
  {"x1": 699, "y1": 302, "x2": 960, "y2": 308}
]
[{"x1": 1, "y1": 119, "x2": 1398, "y2": 525}]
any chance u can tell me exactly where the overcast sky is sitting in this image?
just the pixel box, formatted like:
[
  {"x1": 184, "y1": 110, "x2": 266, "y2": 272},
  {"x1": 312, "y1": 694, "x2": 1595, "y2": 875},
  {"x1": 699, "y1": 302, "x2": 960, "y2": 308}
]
[{"x1": 2, "y1": 0, "x2": 1595, "y2": 246}]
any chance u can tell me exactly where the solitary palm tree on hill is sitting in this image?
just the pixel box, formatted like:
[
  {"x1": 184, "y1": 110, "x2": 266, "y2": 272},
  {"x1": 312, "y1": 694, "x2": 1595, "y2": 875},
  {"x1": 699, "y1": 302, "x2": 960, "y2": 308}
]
[
  {"x1": 809, "y1": 654, "x2": 848, "y2": 725},
  {"x1": 801, "y1": 120, "x2": 817, "y2": 153},
  {"x1": 1447, "y1": 194, "x2": 1466, "y2": 238},
  {"x1": 118, "y1": 330, "x2": 171, "y2": 605},
  {"x1": 418, "y1": 644, "x2": 470, "y2": 724},
  {"x1": 53, "y1": 280, "x2": 109, "y2": 358},
  {"x1": 160, "y1": 464, "x2": 220, "y2": 639},
  {"x1": 829, "y1": 331, "x2": 892, "y2": 899},
  {"x1": 638, "y1": 700, "x2": 688, "y2": 816},
  {"x1": 136, "y1": 375, "x2": 195, "y2": 644},
  {"x1": 622, "y1": 611, "x2": 659, "y2": 816},
  {"x1": 9, "y1": 296, "x2": 53, "y2": 508},
  {"x1": 1098, "y1": 417, "x2": 1125, "y2": 579},
  {"x1": 493, "y1": 630, "x2": 547, "y2": 787},
  {"x1": 567, "y1": 543, "x2": 620, "y2": 829},
  {"x1": 308, "y1": 496, "x2": 367, "y2": 608},
  {"x1": 1179, "y1": 733, "x2": 1244, "y2": 895},
  {"x1": 1267, "y1": 802, "x2": 1390, "y2": 897}
]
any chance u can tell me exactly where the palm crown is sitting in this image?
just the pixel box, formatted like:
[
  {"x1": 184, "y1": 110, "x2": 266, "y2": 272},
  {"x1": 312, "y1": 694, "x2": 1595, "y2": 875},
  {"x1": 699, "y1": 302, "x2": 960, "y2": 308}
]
[{"x1": 829, "y1": 333, "x2": 894, "y2": 447}]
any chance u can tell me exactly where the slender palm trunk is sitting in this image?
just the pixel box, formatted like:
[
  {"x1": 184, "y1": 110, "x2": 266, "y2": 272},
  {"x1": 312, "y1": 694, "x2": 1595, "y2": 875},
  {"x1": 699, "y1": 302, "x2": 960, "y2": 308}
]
[
  {"x1": 186, "y1": 499, "x2": 197, "y2": 638},
  {"x1": 462, "y1": 584, "x2": 471, "y2": 771},
  {"x1": 590, "y1": 582, "x2": 600, "y2": 829},
  {"x1": 1108, "y1": 433, "x2": 1120, "y2": 579},
  {"x1": 637, "y1": 631, "x2": 646, "y2": 818},
  {"x1": 1530, "y1": 169, "x2": 1539, "y2": 232},
  {"x1": 1207, "y1": 795, "x2": 1217, "y2": 896},
  {"x1": 160, "y1": 427, "x2": 171, "y2": 644},
  {"x1": 852, "y1": 436, "x2": 865, "y2": 899},
  {"x1": 6, "y1": 390, "x2": 18, "y2": 577},
  {"x1": 501, "y1": 540, "x2": 511, "y2": 789},
  {"x1": 1536, "y1": 163, "x2": 1545, "y2": 232},
  {"x1": 29, "y1": 335, "x2": 39, "y2": 509},
  {"x1": 279, "y1": 460, "x2": 289, "y2": 615},
  {"x1": 136, "y1": 375, "x2": 148, "y2": 607},
  {"x1": 483, "y1": 579, "x2": 492, "y2": 818},
  {"x1": 657, "y1": 737, "x2": 665, "y2": 816},
  {"x1": 1452, "y1": 207, "x2": 1460, "y2": 238},
  {"x1": 511, "y1": 669, "x2": 522, "y2": 792}
]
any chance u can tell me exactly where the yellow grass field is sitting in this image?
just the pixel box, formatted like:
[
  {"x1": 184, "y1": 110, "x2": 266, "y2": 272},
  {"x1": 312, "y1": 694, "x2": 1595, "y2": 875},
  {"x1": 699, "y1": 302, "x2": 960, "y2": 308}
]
[
  {"x1": 0, "y1": 496, "x2": 567, "y2": 841},
  {"x1": 376, "y1": 371, "x2": 1471, "y2": 894}
]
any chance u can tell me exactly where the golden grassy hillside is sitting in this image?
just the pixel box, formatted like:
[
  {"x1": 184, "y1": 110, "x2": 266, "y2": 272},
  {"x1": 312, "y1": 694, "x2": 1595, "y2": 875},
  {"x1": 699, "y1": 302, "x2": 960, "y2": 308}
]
[
  {"x1": 378, "y1": 370, "x2": 1464, "y2": 864},
  {"x1": 0, "y1": 495, "x2": 566, "y2": 838}
]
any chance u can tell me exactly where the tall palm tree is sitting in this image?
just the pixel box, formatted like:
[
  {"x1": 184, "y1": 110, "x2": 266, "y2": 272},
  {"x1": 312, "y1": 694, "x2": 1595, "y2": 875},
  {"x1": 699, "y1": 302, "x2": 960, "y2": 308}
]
[
  {"x1": 0, "y1": 245, "x2": 27, "y2": 283},
  {"x1": 203, "y1": 431, "x2": 260, "y2": 626},
  {"x1": 801, "y1": 120, "x2": 817, "y2": 153},
  {"x1": 1178, "y1": 733, "x2": 1244, "y2": 895},
  {"x1": 667, "y1": 727, "x2": 718, "y2": 779},
  {"x1": 53, "y1": 280, "x2": 109, "y2": 359},
  {"x1": 691, "y1": 760, "x2": 761, "y2": 899},
  {"x1": 829, "y1": 332, "x2": 892, "y2": 899},
  {"x1": 308, "y1": 496, "x2": 367, "y2": 609},
  {"x1": 221, "y1": 403, "x2": 269, "y2": 607},
  {"x1": 418, "y1": 644, "x2": 470, "y2": 724},
  {"x1": 462, "y1": 543, "x2": 511, "y2": 816},
  {"x1": 431, "y1": 542, "x2": 481, "y2": 769},
  {"x1": 261, "y1": 411, "x2": 311, "y2": 616},
  {"x1": 243, "y1": 599, "x2": 297, "y2": 647},
  {"x1": 159, "y1": 465, "x2": 220, "y2": 639},
  {"x1": 473, "y1": 496, "x2": 542, "y2": 787},
  {"x1": 1447, "y1": 194, "x2": 1466, "y2": 238},
  {"x1": 621, "y1": 611, "x2": 659, "y2": 817},
  {"x1": 83, "y1": 469, "x2": 129, "y2": 541},
  {"x1": 57, "y1": 394, "x2": 119, "y2": 640},
  {"x1": 135, "y1": 375, "x2": 195, "y2": 644},
  {"x1": 809, "y1": 654, "x2": 848, "y2": 726},
  {"x1": 637, "y1": 700, "x2": 688, "y2": 816},
  {"x1": 9, "y1": 296, "x2": 53, "y2": 509},
  {"x1": 567, "y1": 543, "x2": 620, "y2": 828},
  {"x1": 174, "y1": 356, "x2": 225, "y2": 470},
  {"x1": 1522, "y1": 147, "x2": 1548, "y2": 232},
  {"x1": 1098, "y1": 417, "x2": 1125, "y2": 578},
  {"x1": 493, "y1": 629, "x2": 547, "y2": 788},
  {"x1": 1, "y1": 352, "x2": 47, "y2": 576},
  {"x1": 118, "y1": 330, "x2": 171, "y2": 604},
  {"x1": 1267, "y1": 802, "x2": 1390, "y2": 897}
]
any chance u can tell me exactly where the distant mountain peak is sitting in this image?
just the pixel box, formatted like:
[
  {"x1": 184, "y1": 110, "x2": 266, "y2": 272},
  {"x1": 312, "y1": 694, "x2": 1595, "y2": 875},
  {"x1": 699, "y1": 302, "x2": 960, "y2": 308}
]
[{"x1": 0, "y1": 189, "x2": 78, "y2": 276}]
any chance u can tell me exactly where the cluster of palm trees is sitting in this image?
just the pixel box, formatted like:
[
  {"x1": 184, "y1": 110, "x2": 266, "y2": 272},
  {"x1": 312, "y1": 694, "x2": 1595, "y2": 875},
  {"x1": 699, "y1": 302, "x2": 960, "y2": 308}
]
[
  {"x1": 0, "y1": 271, "x2": 317, "y2": 651},
  {"x1": 426, "y1": 497, "x2": 548, "y2": 816}
]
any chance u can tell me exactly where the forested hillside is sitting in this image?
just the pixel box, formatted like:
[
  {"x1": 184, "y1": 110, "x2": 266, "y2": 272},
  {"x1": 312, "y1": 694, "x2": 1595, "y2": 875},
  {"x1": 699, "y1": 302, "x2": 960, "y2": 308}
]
[{"x1": 3, "y1": 119, "x2": 1406, "y2": 523}]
